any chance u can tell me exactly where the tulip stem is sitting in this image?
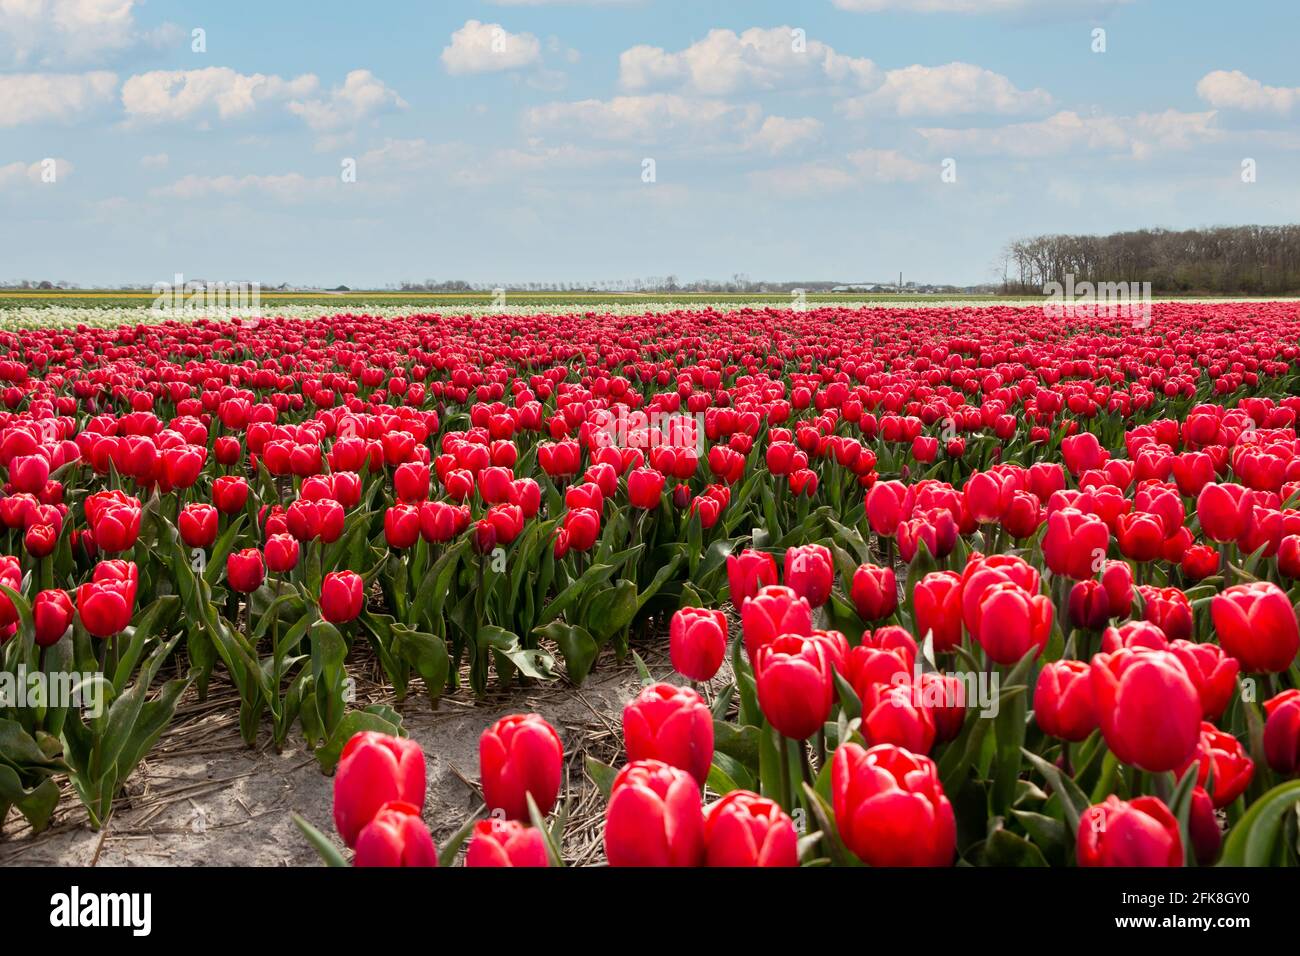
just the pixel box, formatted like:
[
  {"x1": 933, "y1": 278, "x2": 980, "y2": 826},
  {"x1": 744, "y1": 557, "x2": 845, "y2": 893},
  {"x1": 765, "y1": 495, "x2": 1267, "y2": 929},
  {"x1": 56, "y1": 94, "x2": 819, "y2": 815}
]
[{"x1": 776, "y1": 729, "x2": 793, "y2": 812}]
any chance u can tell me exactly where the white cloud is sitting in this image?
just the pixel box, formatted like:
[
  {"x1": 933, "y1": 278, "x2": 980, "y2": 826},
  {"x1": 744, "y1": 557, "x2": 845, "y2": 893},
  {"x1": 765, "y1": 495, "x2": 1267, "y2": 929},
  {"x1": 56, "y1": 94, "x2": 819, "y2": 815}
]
[
  {"x1": 0, "y1": 157, "x2": 72, "y2": 186},
  {"x1": 1197, "y1": 70, "x2": 1299, "y2": 114},
  {"x1": 838, "y1": 63, "x2": 1051, "y2": 117},
  {"x1": 0, "y1": 0, "x2": 178, "y2": 67},
  {"x1": 286, "y1": 69, "x2": 407, "y2": 131},
  {"x1": 916, "y1": 109, "x2": 1219, "y2": 158},
  {"x1": 441, "y1": 19, "x2": 542, "y2": 75},
  {"x1": 140, "y1": 151, "x2": 168, "y2": 168},
  {"x1": 0, "y1": 70, "x2": 117, "y2": 126},
  {"x1": 747, "y1": 116, "x2": 823, "y2": 154},
  {"x1": 525, "y1": 93, "x2": 760, "y2": 142},
  {"x1": 620, "y1": 26, "x2": 879, "y2": 95},
  {"x1": 831, "y1": 0, "x2": 1132, "y2": 13},
  {"x1": 150, "y1": 172, "x2": 336, "y2": 203},
  {"x1": 618, "y1": 31, "x2": 1045, "y2": 119},
  {"x1": 121, "y1": 67, "x2": 319, "y2": 123}
]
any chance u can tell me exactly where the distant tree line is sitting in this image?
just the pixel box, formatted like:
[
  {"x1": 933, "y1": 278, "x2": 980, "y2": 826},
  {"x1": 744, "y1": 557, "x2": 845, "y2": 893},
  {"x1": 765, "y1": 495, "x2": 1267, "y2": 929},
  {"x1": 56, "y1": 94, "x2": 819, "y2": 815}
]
[{"x1": 1002, "y1": 225, "x2": 1300, "y2": 295}]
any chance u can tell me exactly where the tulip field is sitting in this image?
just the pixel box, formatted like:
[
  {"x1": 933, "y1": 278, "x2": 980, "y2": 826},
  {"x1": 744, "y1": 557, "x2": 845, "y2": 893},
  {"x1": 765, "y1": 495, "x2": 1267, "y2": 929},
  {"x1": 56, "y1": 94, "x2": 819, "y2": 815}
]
[{"x1": 3, "y1": 299, "x2": 1300, "y2": 868}]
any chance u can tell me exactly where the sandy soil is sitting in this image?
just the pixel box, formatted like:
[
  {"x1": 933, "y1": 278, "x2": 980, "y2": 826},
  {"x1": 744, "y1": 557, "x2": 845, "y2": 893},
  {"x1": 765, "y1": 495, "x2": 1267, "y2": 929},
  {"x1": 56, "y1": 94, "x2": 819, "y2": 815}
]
[{"x1": 0, "y1": 641, "x2": 723, "y2": 867}]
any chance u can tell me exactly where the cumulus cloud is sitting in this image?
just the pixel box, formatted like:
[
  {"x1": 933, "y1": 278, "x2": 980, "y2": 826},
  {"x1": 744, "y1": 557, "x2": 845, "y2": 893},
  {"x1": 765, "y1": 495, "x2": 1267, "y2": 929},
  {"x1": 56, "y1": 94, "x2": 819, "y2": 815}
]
[
  {"x1": 286, "y1": 69, "x2": 407, "y2": 131},
  {"x1": 1197, "y1": 70, "x2": 1299, "y2": 114},
  {"x1": 916, "y1": 109, "x2": 1219, "y2": 158},
  {"x1": 619, "y1": 26, "x2": 879, "y2": 95},
  {"x1": 618, "y1": 29, "x2": 1046, "y2": 118},
  {"x1": 838, "y1": 63, "x2": 1052, "y2": 117},
  {"x1": 0, "y1": 70, "x2": 117, "y2": 126},
  {"x1": 120, "y1": 66, "x2": 405, "y2": 141},
  {"x1": 140, "y1": 152, "x2": 168, "y2": 168},
  {"x1": 442, "y1": 19, "x2": 543, "y2": 74},
  {"x1": 121, "y1": 67, "x2": 319, "y2": 123},
  {"x1": 0, "y1": 0, "x2": 179, "y2": 67},
  {"x1": 525, "y1": 93, "x2": 760, "y2": 142}
]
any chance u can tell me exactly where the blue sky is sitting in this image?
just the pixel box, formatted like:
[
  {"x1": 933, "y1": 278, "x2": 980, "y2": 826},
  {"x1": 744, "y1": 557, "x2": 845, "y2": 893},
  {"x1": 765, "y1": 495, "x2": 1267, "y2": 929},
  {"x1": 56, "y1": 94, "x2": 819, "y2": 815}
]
[{"x1": 1, "y1": 0, "x2": 1297, "y2": 287}]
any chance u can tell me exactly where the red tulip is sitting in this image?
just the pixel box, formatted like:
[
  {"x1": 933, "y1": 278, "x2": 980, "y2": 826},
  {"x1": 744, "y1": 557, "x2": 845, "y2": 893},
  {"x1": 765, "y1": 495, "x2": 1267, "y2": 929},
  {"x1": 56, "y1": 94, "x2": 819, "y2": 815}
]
[
  {"x1": 33, "y1": 588, "x2": 74, "y2": 648},
  {"x1": 753, "y1": 634, "x2": 834, "y2": 740},
  {"x1": 333, "y1": 731, "x2": 427, "y2": 848},
  {"x1": 972, "y1": 581, "x2": 1053, "y2": 665},
  {"x1": 604, "y1": 759, "x2": 704, "y2": 867},
  {"x1": 1042, "y1": 507, "x2": 1108, "y2": 580},
  {"x1": 1188, "y1": 786, "x2": 1221, "y2": 865},
  {"x1": 24, "y1": 523, "x2": 56, "y2": 558},
  {"x1": 9, "y1": 454, "x2": 49, "y2": 494},
  {"x1": 850, "y1": 564, "x2": 897, "y2": 622},
  {"x1": 383, "y1": 504, "x2": 421, "y2": 549},
  {"x1": 479, "y1": 713, "x2": 563, "y2": 821},
  {"x1": 1078, "y1": 795, "x2": 1182, "y2": 867},
  {"x1": 782, "y1": 544, "x2": 833, "y2": 609},
  {"x1": 1181, "y1": 544, "x2": 1220, "y2": 581},
  {"x1": 353, "y1": 801, "x2": 438, "y2": 867},
  {"x1": 740, "y1": 585, "x2": 812, "y2": 660},
  {"x1": 1115, "y1": 512, "x2": 1166, "y2": 562},
  {"x1": 1263, "y1": 689, "x2": 1300, "y2": 775},
  {"x1": 1279, "y1": 535, "x2": 1300, "y2": 579},
  {"x1": 1139, "y1": 585, "x2": 1193, "y2": 643},
  {"x1": 465, "y1": 819, "x2": 549, "y2": 867},
  {"x1": 90, "y1": 500, "x2": 141, "y2": 553},
  {"x1": 75, "y1": 575, "x2": 135, "y2": 639},
  {"x1": 211, "y1": 475, "x2": 248, "y2": 514},
  {"x1": 1034, "y1": 659, "x2": 1097, "y2": 742},
  {"x1": 1100, "y1": 559, "x2": 1133, "y2": 618},
  {"x1": 179, "y1": 503, "x2": 218, "y2": 549},
  {"x1": 832, "y1": 743, "x2": 955, "y2": 867},
  {"x1": 1061, "y1": 432, "x2": 1108, "y2": 476},
  {"x1": 704, "y1": 791, "x2": 798, "y2": 867},
  {"x1": 1168, "y1": 639, "x2": 1239, "y2": 721},
  {"x1": 1068, "y1": 579, "x2": 1110, "y2": 630},
  {"x1": 866, "y1": 480, "x2": 913, "y2": 537},
  {"x1": 264, "y1": 533, "x2": 300, "y2": 573},
  {"x1": 393, "y1": 461, "x2": 431, "y2": 502},
  {"x1": 1178, "y1": 722, "x2": 1254, "y2": 808},
  {"x1": 562, "y1": 507, "x2": 600, "y2": 552},
  {"x1": 486, "y1": 503, "x2": 525, "y2": 545},
  {"x1": 1090, "y1": 648, "x2": 1202, "y2": 772},
  {"x1": 726, "y1": 549, "x2": 778, "y2": 605},
  {"x1": 623, "y1": 682, "x2": 714, "y2": 787},
  {"x1": 627, "y1": 467, "x2": 665, "y2": 509},
  {"x1": 1196, "y1": 482, "x2": 1253, "y2": 543},
  {"x1": 913, "y1": 571, "x2": 963, "y2": 652},
  {"x1": 226, "y1": 548, "x2": 265, "y2": 594},
  {"x1": 1211, "y1": 581, "x2": 1300, "y2": 673},
  {"x1": 861, "y1": 683, "x2": 936, "y2": 754},
  {"x1": 669, "y1": 606, "x2": 727, "y2": 682},
  {"x1": 320, "y1": 570, "x2": 364, "y2": 623}
]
